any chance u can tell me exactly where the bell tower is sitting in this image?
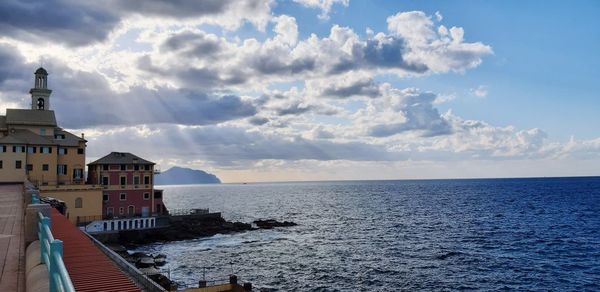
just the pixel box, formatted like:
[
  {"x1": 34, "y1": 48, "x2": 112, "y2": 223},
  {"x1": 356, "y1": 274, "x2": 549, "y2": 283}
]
[{"x1": 29, "y1": 67, "x2": 52, "y2": 110}]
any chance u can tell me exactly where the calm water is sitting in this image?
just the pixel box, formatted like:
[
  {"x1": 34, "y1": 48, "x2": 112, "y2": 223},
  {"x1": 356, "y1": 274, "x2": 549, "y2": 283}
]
[{"x1": 135, "y1": 177, "x2": 600, "y2": 291}]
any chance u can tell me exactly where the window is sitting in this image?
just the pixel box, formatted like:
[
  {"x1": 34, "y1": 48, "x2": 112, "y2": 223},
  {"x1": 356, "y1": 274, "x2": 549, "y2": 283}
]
[
  {"x1": 107, "y1": 207, "x2": 114, "y2": 216},
  {"x1": 27, "y1": 146, "x2": 36, "y2": 154},
  {"x1": 102, "y1": 176, "x2": 109, "y2": 185},
  {"x1": 102, "y1": 164, "x2": 109, "y2": 171},
  {"x1": 103, "y1": 194, "x2": 109, "y2": 202},
  {"x1": 54, "y1": 134, "x2": 65, "y2": 139},
  {"x1": 77, "y1": 148, "x2": 84, "y2": 154},
  {"x1": 144, "y1": 165, "x2": 151, "y2": 171},
  {"x1": 75, "y1": 197, "x2": 83, "y2": 208},
  {"x1": 143, "y1": 192, "x2": 150, "y2": 200},
  {"x1": 119, "y1": 207, "x2": 124, "y2": 215},
  {"x1": 13, "y1": 146, "x2": 25, "y2": 153},
  {"x1": 2, "y1": 145, "x2": 6, "y2": 152},
  {"x1": 57, "y1": 164, "x2": 67, "y2": 175},
  {"x1": 0, "y1": 160, "x2": 3, "y2": 169},
  {"x1": 26, "y1": 164, "x2": 33, "y2": 171},
  {"x1": 120, "y1": 164, "x2": 126, "y2": 171},
  {"x1": 134, "y1": 176, "x2": 140, "y2": 185},
  {"x1": 120, "y1": 193, "x2": 127, "y2": 201},
  {"x1": 41, "y1": 147, "x2": 51, "y2": 154},
  {"x1": 144, "y1": 176, "x2": 150, "y2": 185},
  {"x1": 154, "y1": 191, "x2": 162, "y2": 199},
  {"x1": 134, "y1": 165, "x2": 139, "y2": 171},
  {"x1": 73, "y1": 168, "x2": 83, "y2": 179},
  {"x1": 15, "y1": 160, "x2": 22, "y2": 169},
  {"x1": 120, "y1": 176, "x2": 126, "y2": 185},
  {"x1": 58, "y1": 148, "x2": 67, "y2": 155},
  {"x1": 42, "y1": 164, "x2": 49, "y2": 171},
  {"x1": 40, "y1": 128, "x2": 46, "y2": 135}
]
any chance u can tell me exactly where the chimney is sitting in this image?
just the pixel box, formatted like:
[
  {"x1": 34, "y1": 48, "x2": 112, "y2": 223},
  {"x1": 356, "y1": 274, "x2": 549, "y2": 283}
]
[{"x1": 81, "y1": 133, "x2": 85, "y2": 139}]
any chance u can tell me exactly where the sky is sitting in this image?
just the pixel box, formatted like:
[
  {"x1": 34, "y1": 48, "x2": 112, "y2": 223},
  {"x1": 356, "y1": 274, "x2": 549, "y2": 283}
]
[{"x1": 0, "y1": 0, "x2": 599, "y2": 182}]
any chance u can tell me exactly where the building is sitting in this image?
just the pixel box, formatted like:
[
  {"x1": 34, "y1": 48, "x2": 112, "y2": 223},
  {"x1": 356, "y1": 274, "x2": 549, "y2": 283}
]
[
  {"x1": 0, "y1": 68, "x2": 86, "y2": 186},
  {"x1": 87, "y1": 152, "x2": 167, "y2": 219},
  {"x1": 0, "y1": 68, "x2": 103, "y2": 224}
]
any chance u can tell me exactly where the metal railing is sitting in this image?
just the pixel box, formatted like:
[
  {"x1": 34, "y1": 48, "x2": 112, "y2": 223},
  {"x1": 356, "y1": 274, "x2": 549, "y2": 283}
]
[
  {"x1": 167, "y1": 208, "x2": 210, "y2": 216},
  {"x1": 38, "y1": 212, "x2": 75, "y2": 292}
]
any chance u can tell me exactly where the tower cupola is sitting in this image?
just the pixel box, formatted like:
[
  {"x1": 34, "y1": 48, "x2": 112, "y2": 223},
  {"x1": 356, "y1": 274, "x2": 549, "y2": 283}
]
[{"x1": 29, "y1": 67, "x2": 52, "y2": 110}]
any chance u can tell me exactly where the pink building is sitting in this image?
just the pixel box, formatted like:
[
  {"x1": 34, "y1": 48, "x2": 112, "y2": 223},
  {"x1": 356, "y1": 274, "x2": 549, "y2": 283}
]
[{"x1": 87, "y1": 152, "x2": 167, "y2": 218}]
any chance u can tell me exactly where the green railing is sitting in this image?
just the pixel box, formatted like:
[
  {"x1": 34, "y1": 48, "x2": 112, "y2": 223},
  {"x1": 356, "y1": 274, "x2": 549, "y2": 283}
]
[{"x1": 38, "y1": 212, "x2": 75, "y2": 292}]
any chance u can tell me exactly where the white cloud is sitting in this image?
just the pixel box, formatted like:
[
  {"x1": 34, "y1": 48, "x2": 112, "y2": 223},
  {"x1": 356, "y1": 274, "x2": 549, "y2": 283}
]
[
  {"x1": 471, "y1": 85, "x2": 488, "y2": 97},
  {"x1": 293, "y1": 0, "x2": 349, "y2": 19}
]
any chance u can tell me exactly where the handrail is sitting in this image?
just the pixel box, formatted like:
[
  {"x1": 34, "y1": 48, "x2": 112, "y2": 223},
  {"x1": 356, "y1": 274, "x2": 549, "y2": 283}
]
[
  {"x1": 31, "y1": 191, "x2": 40, "y2": 204},
  {"x1": 38, "y1": 212, "x2": 76, "y2": 292}
]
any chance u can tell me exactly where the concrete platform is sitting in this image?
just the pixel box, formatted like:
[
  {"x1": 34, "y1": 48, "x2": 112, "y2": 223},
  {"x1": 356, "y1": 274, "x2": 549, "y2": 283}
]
[{"x1": 0, "y1": 184, "x2": 25, "y2": 292}]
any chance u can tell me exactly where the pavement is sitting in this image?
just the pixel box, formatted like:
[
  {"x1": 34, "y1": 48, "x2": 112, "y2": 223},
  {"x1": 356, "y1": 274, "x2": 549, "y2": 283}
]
[{"x1": 0, "y1": 184, "x2": 25, "y2": 292}]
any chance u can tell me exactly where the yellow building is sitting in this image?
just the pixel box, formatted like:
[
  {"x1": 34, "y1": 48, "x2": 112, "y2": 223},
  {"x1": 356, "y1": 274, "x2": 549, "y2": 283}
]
[{"x1": 0, "y1": 67, "x2": 102, "y2": 224}]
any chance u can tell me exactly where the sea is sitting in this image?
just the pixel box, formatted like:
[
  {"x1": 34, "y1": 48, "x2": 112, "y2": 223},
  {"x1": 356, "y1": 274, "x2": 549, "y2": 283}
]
[{"x1": 133, "y1": 177, "x2": 600, "y2": 291}]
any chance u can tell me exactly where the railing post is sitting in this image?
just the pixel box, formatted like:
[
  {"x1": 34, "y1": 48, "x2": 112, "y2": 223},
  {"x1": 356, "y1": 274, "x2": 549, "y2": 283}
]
[
  {"x1": 39, "y1": 216, "x2": 50, "y2": 264},
  {"x1": 49, "y1": 239, "x2": 63, "y2": 292}
]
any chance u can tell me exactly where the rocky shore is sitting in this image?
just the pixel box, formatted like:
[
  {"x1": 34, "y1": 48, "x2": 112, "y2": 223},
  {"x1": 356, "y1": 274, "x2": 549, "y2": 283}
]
[{"x1": 97, "y1": 215, "x2": 297, "y2": 290}]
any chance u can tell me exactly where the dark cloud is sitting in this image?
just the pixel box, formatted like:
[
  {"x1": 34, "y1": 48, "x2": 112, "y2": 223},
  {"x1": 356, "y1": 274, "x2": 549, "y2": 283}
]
[
  {"x1": 0, "y1": 0, "x2": 271, "y2": 47},
  {"x1": 110, "y1": 0, "x2": 230, "y2": 18},
  {"x1": 276, "y1": 103, "x2": 313, "y2": 116},
  {"x1": 138, "y1": 55, "x2": 247, "y2": 89},
  {"x1": 0, "y1": 57, "x2": 254, "y2": 127},
  {"x1": 160, "y1": 31, "x2": 224, "y2": 58},
  {"x1": 0, "y1": 0, "x2": 119, "y2": 46},
  {"x1": 0, "y1": 45, "x2": 29, "y2": 85},
  {"x1": 321, "y1": 78, "x2": 381, "y2": 98},
  {"x1": 251, "y1": 55, "x2": 316, "y2": 75},
  {"x1": 248, "y1": 116, "x2": 269, "y2": 125}
]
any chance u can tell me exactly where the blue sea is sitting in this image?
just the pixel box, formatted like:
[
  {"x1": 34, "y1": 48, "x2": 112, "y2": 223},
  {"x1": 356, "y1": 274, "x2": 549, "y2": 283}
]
[{"x1": 135, "y1": 177, "x2": 600, "y2": 291}]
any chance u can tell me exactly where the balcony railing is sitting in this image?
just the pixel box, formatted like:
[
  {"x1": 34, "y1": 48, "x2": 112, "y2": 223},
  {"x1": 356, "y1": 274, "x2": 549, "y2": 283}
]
[{"x1": 38, "y1": 212, "x2": 75, "y2": 292}]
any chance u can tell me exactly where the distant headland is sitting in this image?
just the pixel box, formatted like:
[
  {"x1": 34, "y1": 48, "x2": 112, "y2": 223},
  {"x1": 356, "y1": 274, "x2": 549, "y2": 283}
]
[{"x1": 154, "y1": 166, "x2": 221, "y2": 185}]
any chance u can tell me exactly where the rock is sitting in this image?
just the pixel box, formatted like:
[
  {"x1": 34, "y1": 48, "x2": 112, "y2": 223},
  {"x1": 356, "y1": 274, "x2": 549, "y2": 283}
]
[
  {"x1": 136, "y1": 256, "x2": 155, "y2": 268},
  {"x1": 254, "y1": 219, "x2": 298, "y2": 229}
]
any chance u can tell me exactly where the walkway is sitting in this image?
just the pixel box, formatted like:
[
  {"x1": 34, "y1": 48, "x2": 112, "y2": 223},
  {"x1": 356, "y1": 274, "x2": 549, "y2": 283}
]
[
  {"x1": 0, "y1": 184, "x2": 25, "y2": 292},
  {"x1": 50, "y1": 209, "x2": 140, "y2": 292}
]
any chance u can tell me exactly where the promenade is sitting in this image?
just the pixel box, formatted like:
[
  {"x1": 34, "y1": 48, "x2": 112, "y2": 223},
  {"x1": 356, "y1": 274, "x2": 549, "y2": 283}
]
[{"x1": 0, "y1": 184, "x2": 25, "y2": 292}]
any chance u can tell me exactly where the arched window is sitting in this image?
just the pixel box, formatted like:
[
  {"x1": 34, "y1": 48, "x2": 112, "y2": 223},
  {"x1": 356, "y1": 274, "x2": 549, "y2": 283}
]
[
  {"x1": 37, "y1": 98, "x2": 45, "y2": 110},
  {"x1": 75, "y1": 197, "x2": 83, "y2": 208}
]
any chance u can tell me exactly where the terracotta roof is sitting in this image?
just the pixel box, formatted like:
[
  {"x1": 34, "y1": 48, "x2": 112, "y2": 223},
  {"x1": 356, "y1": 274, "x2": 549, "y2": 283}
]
[
  {"x1": 5, "y1": 109, "x2": 57, "y2": 127},
  {"x1": 88, "y1": 152, "x2": 155, "y2": 165},
  {"x1": 50, "y1": 209, "x2": 141, "y2": 292}
]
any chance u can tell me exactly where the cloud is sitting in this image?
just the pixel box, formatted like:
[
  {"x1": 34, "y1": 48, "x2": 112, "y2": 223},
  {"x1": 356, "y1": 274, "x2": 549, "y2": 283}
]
[
  {"x1": 0, "y1": 0, "x2": 273, "y2": 47},
  {"x1": 84, "y1": 124, "x2": 398, "y2": 166},
  {"x1": 51, "y1": 70, "x2": 257, "y2": 127},
  {"x1": 470, "y1": 85, "x2": 488, "y2": 97},
  {"x1": 0, "y1": 0, "x2": 118, "y2": 47},
  {"x1": 142, "y1": 14, "x2": 492, "y2": 91},
  {"x1": 365, "y1": 89, "x2": 452, "y2": 137},
  {"x1": 293, "y1": 0, "x2": 349, "y2": 20}
]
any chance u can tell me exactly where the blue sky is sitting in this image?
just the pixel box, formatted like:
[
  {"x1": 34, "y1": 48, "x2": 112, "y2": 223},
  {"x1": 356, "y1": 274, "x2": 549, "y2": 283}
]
[
  {"x1": 276, "y1": 0, "x2": 600, "y2": 140},
  {"x1": 0, "y1": 0, "x2": 599, "y2": 182}
]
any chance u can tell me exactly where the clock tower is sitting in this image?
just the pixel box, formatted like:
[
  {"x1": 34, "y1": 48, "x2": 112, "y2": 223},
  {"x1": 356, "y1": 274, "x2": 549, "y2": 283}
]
[{"x1": 29, "y1": 67, "x2": 52, "y2": 110}]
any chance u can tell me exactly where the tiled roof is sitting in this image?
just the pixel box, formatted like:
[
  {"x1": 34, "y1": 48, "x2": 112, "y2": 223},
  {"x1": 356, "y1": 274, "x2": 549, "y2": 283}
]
[
  {"x1": 50, "y1": 209, "x2": 141, "y2": 292},
  {"x1": 88, "y1": 152, "x2": 155, "y2": 165},
  {"x1": 0, "y1": 129, "x2": 54, "y2": 145},
  {"x1": 54, "y1": 129, "x2": 85, "y2": 147},
  {"x1": 5, "y1": 109, "x2": 57, "y2": 126}
]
